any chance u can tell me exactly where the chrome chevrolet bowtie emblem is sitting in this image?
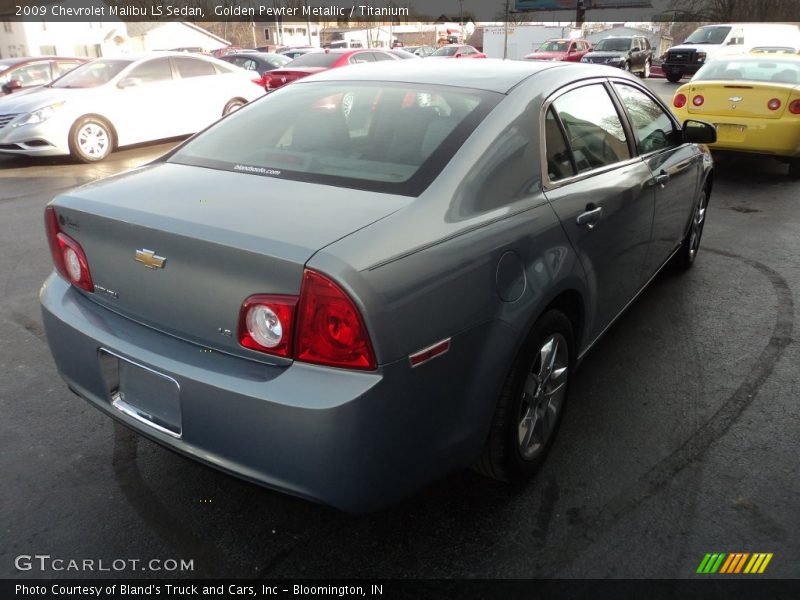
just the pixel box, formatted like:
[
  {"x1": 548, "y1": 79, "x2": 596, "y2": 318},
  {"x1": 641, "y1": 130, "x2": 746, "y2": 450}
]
[
  {"x1": 135, "y1": 249, "x2": 166, "y2": 269},
  {"x1": 729, "y1": 95, "x2": 743, "y2": 109}
]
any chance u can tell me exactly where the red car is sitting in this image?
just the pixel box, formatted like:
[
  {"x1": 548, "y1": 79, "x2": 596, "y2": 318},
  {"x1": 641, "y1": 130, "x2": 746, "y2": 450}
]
[
  {"x1": 264, "y1": 49, "x2": 399, "y2": 91},
  {"x1": 525, "y1": 39, "x2": 592, "y2": 62},
  {"x1": 428, "y1": 44, "x2": 487, "y2": 59},
  {"x1": 0, "y1": 56, "x2": 86, "y2": 96}
]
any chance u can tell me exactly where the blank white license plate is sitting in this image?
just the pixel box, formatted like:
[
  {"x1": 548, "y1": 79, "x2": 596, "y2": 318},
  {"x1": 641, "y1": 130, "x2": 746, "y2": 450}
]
[
  {"x1": 99, "y1": 349, "x2": 182, "y2": 438},
  {"x1": 715, "y1": 123, "x2": 747, "y2": 143}
]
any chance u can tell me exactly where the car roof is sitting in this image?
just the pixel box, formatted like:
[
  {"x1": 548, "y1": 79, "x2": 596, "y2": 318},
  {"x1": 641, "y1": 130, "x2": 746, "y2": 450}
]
[
  {"x1": 300, "y1": 59, "x2": 577, "y2": 93},
  {"x1": 0, "y1": 56, "x2": 81, "y2": 67}
]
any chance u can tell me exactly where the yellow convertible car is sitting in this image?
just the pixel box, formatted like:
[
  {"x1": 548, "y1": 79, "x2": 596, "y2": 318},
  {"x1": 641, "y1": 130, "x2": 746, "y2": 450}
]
[{"x1": 671, "y1": 54, "x2": 800, "y2": 176}]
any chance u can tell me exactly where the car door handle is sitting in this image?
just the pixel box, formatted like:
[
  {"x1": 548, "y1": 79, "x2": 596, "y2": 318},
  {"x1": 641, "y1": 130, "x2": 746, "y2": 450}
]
[
  {"x1": 653, "y1": 171, "x2": 670, "y2": 186},
  {"x1": 576, "y1": 205, "x2": 603, "y2": 228}
]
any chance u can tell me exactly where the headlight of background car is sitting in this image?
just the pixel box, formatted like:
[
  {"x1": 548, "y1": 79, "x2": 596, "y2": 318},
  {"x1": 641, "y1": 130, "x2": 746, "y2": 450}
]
[
  {"x1": 13, "y1": 102, "x2": 65, "y2": 127},
  {"x1": 581, "y1": 57, "x2": 589, "y2": 62},
  {"x1": 697, "y1": 51, "x2": 707, "y2": 63},
  {"x1": 606, "y1": 57, "x2": 623, "y2": 64}
]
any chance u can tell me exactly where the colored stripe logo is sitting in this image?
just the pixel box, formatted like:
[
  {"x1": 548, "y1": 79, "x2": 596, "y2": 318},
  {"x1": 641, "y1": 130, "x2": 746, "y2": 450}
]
[{"x1": 697, "y1": 553, "x2": 773, "y2": 574}]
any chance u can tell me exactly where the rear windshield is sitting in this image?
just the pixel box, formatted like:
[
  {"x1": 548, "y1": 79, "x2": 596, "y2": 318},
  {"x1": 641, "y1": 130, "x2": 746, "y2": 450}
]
[
  {"x1": 694, "y1": 58, "x2": 800, "y2": 84},
  {"x1": 286, "y1": 52, "x2": 339, "y2": 67},
  {"x1": 432, "y1": 46, "x2": 459, "y2": 57},
  {"x1": 593, "y1": 38, "x2": 631, "y2": 52},
  {"x1": 538, "y1": 41, "x2": 569, "y2": 52},
  {"x1": 168, "y1": 81, "x2": 500, "y2": 196}
]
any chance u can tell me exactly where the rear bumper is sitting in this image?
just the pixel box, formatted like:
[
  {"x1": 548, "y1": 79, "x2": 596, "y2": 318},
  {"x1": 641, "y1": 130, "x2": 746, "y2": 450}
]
[
  {"x1": 40, "y1": 274, "x2": 500, "y2": 512},
  {"x1": 672, "y1": 108, "x2": 800, "y2": 157}
]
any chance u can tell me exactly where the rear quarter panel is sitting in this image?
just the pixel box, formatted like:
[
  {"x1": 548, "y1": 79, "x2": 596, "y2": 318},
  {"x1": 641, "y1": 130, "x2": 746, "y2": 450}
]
[{"x1": 309, "y1": 72, "x2": 589, "y2": 457}]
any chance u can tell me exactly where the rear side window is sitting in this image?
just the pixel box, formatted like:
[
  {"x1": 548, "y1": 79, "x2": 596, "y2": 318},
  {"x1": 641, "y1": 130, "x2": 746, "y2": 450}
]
[
  {"x1": 174, "y1": 57, "x2": 216, "y2": 78},
  {"x1": 288, "y1": 52, "x2": 340, "y2": 68},
  {"x1": 548, "y1": 84, "x2": 630, "y2": 174},
  {"x1": 128, "y1": 58, "x2": 172, "y2": 84},
  {"x1": 168, "y1": 81, "x2": 500, "y2": 196},
  {"x1": 544, "y1": 109, "x2": 575, "y2": 181}
]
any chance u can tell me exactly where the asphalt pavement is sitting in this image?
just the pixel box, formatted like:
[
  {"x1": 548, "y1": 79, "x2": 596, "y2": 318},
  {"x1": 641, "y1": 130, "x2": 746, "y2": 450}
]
[{"x1": 1, "y1": 80, "x2": 798, "y2": 580}]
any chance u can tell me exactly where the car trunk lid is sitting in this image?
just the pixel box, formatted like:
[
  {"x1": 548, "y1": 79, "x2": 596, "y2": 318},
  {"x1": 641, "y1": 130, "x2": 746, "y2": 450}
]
[
  {"x1": 265, "y1": 68, "x2": 324, "y2": 90},
  {"x1": 50, "y1": 162, "x2": 409, "y2": 363}
]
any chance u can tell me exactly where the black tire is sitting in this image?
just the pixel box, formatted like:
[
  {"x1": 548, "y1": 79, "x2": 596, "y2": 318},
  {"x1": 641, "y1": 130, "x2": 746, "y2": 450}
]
[
  {"x1": 68, "y1": 116, "x2": 113, "y2": 163},
  {"x1": 673, "y1": 187, "x2": 709, "y2": 271},
  {"x1": 789, "y1": 158, "x2": 800, "y2": 179},
  {"x1": 223, "y1": 98, "x2": 246, "y2": 116},
  {"x1": 475, "y1": 309, "x2": 574, "y2": 483},
  {"x1": 666, "y1": 71, "x2": 682, "y2": 83}
]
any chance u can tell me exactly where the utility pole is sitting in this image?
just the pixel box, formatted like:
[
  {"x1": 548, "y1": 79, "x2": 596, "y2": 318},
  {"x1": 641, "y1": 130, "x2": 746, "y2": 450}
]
[
  {"x1": 575, "y1": 0, "x2": 586, "y2": 27},
  {"x1": 304, "y1": 1, "x2": 313, "y2": 46},
  {"x1": 503, "y1": 0, "x2": 510, "y2": 59}
]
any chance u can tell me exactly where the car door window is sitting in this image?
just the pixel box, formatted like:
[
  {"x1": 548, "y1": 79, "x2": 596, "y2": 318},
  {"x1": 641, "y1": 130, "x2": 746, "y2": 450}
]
[
  {"x1": 550, "y1": 84, "x2": 630, "y2": 173},
  {"x1": 614, "y1": 84, "x2": 679, "y2": 154},
  {"x1": 371, "y1": 52, "x2": 393, "y2": 62},
  {"x1": 128, "y1": 58, "x2": 172, "y2": 84},
  {"x1": 173, "y1": 57, "x2": 216, "y2": 78},
  {"x1": 11, "y1": 62, "x2": 52, "y2": 85}
]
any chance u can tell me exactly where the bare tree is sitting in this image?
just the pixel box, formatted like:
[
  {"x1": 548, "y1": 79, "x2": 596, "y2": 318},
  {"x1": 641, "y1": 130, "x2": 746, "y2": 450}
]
[{"x1": 667, "y1": 0, "x2": 800, "y2": 21}]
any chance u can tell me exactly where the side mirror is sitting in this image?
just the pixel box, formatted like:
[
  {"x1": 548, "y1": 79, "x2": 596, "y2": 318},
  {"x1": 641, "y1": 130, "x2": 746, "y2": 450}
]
[
  {"x1": 2, "y1": 79, "x2": 22, "y2": 93},
  {"x1": 568, "y1": 48, "x2": 577, "y2": 53},
  {"x1": 117, "y1": 77, "x2": 142, "y2": 89},
  {"x1": 682, "y1": 119, "x2": 717, "y2": 144}
]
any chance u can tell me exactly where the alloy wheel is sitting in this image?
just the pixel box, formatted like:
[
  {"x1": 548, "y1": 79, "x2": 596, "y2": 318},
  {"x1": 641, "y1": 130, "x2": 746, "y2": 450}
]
[{"x1": 518, "y1": 333, "x2": 569, "y2": 460}]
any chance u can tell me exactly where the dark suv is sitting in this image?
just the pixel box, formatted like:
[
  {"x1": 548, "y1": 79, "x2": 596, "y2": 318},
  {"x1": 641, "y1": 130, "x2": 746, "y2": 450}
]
[
  {"x1": 0, "y1": 56, "x2": 85, "y2": 96},
  {"x1": 580, "y1": 36, "x2": 653, "y2": 77}
]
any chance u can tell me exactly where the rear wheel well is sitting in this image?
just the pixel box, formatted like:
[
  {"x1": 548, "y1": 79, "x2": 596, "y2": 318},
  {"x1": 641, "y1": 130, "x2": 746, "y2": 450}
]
[{"x1": 541, "y1": 290, "x2": 584, "y2": 354}]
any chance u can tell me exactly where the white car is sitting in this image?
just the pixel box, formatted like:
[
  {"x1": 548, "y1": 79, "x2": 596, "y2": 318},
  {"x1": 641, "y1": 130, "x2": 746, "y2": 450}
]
[{"x1": 0, "y1": 52, "x2": 264, "y2": 162}]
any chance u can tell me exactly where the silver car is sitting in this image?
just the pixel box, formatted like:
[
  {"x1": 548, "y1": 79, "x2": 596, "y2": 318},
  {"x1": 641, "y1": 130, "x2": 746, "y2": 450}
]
[
  {"x1": 40, "y1": 61, "x2": 715, "y2": 512},
  {"x1": 0, "y1": 52, "x2": 263, "y2": 162}
]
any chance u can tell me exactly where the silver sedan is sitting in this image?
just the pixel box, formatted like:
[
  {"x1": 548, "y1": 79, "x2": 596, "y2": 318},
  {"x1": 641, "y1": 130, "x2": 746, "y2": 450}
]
[
  {"x1": 0, "y1": 52, "x2": 263, "y2": 162},
  {"x1": 40, "y1": 60, "x2": 716, "y2": 511}
]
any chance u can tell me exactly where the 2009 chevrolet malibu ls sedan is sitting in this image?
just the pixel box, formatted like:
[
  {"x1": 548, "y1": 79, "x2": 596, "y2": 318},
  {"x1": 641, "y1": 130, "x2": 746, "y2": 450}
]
[{"x1": 40, "y1": 60, "x2": 716, "y2": 512}]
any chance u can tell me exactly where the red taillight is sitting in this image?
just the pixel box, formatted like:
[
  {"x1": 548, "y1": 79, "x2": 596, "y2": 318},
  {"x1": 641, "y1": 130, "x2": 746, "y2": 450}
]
[
  {"x1": 238, "y1": 269, "x2": 376, "y2": 370},
  {"x1": 295, "y1": 269, "x2": 376, "y2": 370},
  {"x1": 789, "y1": 99, "x2": 800, "y2": 115},
  {"x1": 44, "y1": 206, "x2": 93, "y2": 292},
  {"x1": 767, "y1": 98, "x2": 781, "y2": 111},
  {"x1": 692, "y1": 95, "x2": 704, "y2": 106},
  {"x1": 673, "y1": 94, "x2": 687, "y2": 108},
  {"x1": 238, "y1": 295, "x2": 297, "y2": 357}
]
